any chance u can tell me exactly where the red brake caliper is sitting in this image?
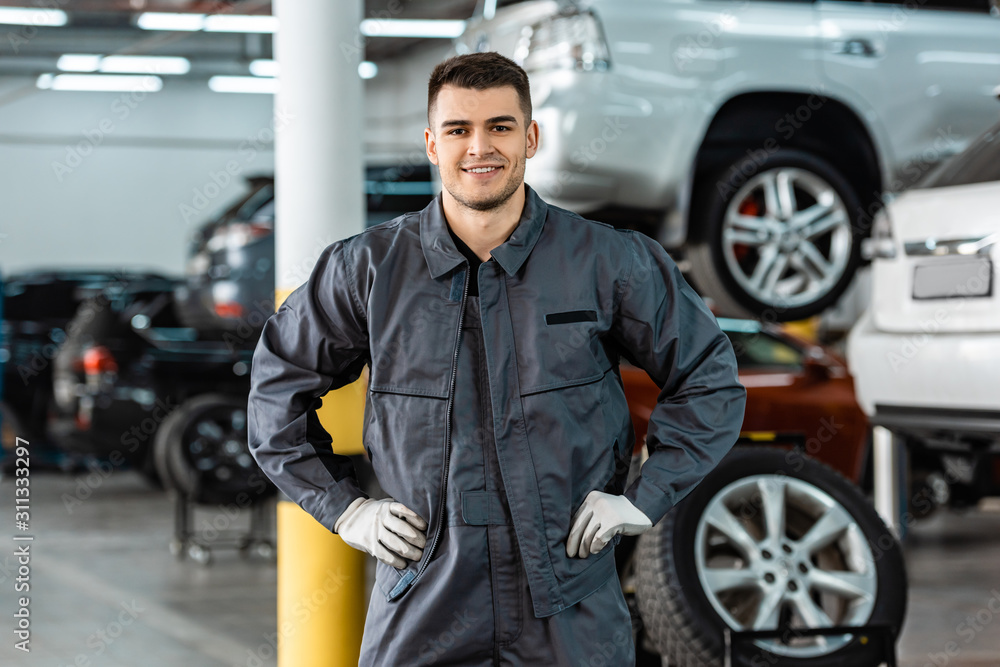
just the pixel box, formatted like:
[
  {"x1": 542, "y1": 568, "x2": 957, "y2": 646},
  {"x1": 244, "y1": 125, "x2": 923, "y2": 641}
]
[{"x1": 733, "y1": 198, "x2": 760, "y2": 262}]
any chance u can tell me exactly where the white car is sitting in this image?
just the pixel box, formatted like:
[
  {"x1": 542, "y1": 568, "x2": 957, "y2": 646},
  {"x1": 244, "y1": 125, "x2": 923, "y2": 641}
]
[
  {"x1": 458, "y1": 0, "x2": 1000, "y2": 320},
  {"x1": 848, "y1": 118, "x2": 1000, "y2": 511}
]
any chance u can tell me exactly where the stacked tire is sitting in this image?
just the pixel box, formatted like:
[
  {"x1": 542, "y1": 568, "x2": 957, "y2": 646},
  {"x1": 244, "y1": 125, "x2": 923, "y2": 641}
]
[{"x1": 635, "y1": 447, "x2": 906, "y2": 667}]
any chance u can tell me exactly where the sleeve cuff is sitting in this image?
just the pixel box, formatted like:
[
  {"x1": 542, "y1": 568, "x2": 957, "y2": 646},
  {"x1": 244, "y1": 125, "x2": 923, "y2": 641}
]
[{"x1": 624, "y1": 477, "x2": 675, "y2": 526}]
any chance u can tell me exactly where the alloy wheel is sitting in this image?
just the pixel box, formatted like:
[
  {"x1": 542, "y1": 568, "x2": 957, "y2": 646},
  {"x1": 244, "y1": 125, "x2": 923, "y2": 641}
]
[
  {"x1": 721, "y1": 168, "x2": 852, "y2": 311},
  {"x1": 184, "y1": 406, "x2": 255, "y2": 482},
  {"x1": 694, "y1": 474, "x2": 878, "y2": 658}
]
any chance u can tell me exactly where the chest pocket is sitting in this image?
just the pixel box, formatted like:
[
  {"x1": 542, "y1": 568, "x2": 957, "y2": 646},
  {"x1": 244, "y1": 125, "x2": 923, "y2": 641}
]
[
  {"x1": 366, "y1": 282, "x2": 460, "y2": 399},
  {"x1": 516, "y1": 307, "x2": 613, "y2": 395}
]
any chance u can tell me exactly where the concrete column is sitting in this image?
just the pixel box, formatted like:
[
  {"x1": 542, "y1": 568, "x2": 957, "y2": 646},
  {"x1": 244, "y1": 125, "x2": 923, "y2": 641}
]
[
  {"x1": 273, "y1": 1, "x2": 368, "y2": 665},
  {"x1": 274, "y1": 0, "x2": 365, "y2": 285}
]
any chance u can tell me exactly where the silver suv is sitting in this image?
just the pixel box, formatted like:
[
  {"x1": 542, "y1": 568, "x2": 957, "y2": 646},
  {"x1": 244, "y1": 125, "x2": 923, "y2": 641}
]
[{"x1": 457, "y1": 0, "x2": 1000, "y2": 320}]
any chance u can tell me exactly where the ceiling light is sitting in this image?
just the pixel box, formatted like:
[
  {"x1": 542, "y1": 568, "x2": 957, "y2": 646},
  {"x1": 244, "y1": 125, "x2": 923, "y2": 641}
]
[
  {"x1": 57, "y1": 54, "x2": 191, "y2": 75},
  {"x1": 57, "y1": 54, "x2": 102, "y2": 72},
  {"x1": 208, "y1": 76, "x2": 278, "y2": 94},
  {"x1": 100, "y1": 55, "x2": 190, "y2": 75},
  {"x1": 358, "y1": 61, "x2": 378, "y2": 79},
  {"x1": 359, "y1": 19, "x2": 466, "y2": 39},
  {"x1": 0, "y1": 7, "x2": 68, "y2": 26},
  {"x1": 136, "y1": 12, "x2": 205, "y2": 31},
  {"x1": 249, "y1": 59, "x2": 278, "y2": 77},
  {"x1": 37, "y1": 74, "x2": 163, "y2": 93},
  {"x1": 204, "y1": 15, "x2": 278, "y2": 34}
]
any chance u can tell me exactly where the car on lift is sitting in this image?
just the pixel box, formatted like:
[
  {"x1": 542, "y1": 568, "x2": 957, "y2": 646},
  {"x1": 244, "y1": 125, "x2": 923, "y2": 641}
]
[
  {"x1": 619, "y1": 317, "x2": 905, "y2": 667},
  {"x1": 848, "y1": 118, "x2": 1000, "y2": 517},
  {"x1": 457, "y1": 0, "x2": 1000, "y2": 320}
]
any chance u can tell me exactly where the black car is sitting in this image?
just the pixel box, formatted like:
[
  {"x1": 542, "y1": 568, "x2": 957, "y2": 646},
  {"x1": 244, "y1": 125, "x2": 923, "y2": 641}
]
[
  {"x1": 47, "y1": 271, "x2": 265, "y2": 488},
  {"x1": 1, "y1": 270, "x2": 170, "y2": 469}
]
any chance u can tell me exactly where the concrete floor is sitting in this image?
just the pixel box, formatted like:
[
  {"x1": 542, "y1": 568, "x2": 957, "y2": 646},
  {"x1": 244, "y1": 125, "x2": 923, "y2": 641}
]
[{"x1": 1, "y1": 470, "x2": 999, "y2": 667}]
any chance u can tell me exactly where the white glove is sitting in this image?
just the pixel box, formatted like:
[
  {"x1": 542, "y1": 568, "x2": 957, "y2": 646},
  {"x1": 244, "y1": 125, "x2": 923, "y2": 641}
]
[
  {"x1": 566, "y1": 490, "x2": 652, "y2": 558},
  {"x1": 335, "y1": 497, "x2": 428, "y2": 569}
]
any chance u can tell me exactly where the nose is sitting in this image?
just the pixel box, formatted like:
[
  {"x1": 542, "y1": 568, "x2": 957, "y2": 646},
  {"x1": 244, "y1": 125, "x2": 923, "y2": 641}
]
[{"x1": 467, "y1": 128, "x2": 495, "y2": 157}]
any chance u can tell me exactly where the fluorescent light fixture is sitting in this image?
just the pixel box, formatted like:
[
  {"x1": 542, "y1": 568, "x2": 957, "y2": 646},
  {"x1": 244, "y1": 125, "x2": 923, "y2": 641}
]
[
  {"x1": 208, "y1": 76, "x2": 278, "y2": 94},
  {"x1": 36, "y1": 74, "x2": 163, "y2": 93},
  {"x1": 0, "y1": 7, "x2": 68, "y2": 26},
  {"x1": 57, "y1": 54, "x2": 191, "y2": 75},
  {"x1": 204, "y1": 15, "x2": 278, "y2": 33},
  {"x1": 136, "y1": 12, "x2": 205, "y2": 31},
  {"x1": 359, "y1": 19, "x2": 465, "y2": 39},
  {"x1": 57, "y1": 54, "x2": 102, "y2": 72},
  {"x1": 137, "y1": 12, "x2": 276, "y2": 34},
  {"x1": 248, "y1": 59, "x2": 377, "y2": 80},
  {"x1": 100, "y1": 55, "x2": 190, "y2": 75},
  {"x1": 249, "y1": 59, "x2": 279, "y2": 77}
]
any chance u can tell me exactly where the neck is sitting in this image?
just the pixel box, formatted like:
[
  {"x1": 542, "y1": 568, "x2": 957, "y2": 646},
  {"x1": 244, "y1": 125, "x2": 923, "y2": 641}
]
[{"x1": 441, "y1": 184, "x2": 525, "y2": 262}]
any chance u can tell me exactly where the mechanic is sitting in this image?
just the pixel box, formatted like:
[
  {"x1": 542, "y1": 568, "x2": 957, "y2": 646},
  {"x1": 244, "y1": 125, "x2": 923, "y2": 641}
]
[{"x1": 247, "y1": 52, "x2": 746, "y2": 666}]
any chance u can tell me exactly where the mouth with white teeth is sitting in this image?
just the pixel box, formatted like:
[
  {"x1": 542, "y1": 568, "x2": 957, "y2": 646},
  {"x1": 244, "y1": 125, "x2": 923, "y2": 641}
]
[{"x1": 462, "y1": 165, "x2": 503, "y2": 177}]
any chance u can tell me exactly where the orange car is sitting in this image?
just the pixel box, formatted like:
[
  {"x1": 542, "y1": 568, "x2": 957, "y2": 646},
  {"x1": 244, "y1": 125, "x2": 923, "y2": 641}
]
[{"x1": 621, "y1": 317, "x2": 870, "y2": 483}]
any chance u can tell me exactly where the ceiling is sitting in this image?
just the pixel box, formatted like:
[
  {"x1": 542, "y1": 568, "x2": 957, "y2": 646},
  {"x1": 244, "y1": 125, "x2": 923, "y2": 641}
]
[{"x1": 0, "y1": 0, "x2": 481, "y2": 77}]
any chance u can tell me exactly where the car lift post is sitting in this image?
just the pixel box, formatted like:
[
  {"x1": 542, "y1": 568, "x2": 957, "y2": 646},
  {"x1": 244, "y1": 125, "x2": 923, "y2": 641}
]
[
  {"x1": 273, "y1": 1, "x2": 368, "y2": 665},
  {"x1": 873, "y1": 425, "x2": 902, "y2": 539}
]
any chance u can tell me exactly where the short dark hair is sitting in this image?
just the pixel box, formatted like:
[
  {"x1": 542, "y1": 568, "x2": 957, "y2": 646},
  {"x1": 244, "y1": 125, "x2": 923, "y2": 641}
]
[{"x1": 427, "y1": 52, "x2": 532, "y2": 128}]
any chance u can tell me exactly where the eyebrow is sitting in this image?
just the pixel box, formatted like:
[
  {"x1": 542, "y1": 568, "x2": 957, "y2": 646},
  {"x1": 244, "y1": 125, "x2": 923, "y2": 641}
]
[{"x1": 440, "y1": 115, "x2": 519, "y2": 129}]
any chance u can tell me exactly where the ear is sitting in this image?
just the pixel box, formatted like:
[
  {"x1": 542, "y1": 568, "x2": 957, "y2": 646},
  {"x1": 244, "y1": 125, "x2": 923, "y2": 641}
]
[
  {"x1": 424, "y1": 127, "x2": 439, "y2": 166},
  {"x1": 525, "y1": 119, "x2": 540, "y2": 159}
]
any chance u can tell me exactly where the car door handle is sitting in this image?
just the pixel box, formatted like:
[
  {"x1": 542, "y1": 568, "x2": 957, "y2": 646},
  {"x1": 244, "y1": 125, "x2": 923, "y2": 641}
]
[{"x1": 832, "y1": 38, "x2": 878, "y2": 57}]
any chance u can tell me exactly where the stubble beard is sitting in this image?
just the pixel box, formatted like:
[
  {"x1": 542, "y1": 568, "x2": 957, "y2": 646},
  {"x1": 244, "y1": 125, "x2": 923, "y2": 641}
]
[{"x1": 445, "y1": 155, "x2": 525, "y2": 212}]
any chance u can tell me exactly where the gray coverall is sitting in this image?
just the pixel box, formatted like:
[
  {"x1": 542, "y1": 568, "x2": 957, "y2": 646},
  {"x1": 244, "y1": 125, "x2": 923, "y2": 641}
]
[
  {"x1": 248, "y1": 184, "x2": 747, "y2": 666},
  {"x1": 359, "y1": 243, "x2": 634, "y2": 666}
]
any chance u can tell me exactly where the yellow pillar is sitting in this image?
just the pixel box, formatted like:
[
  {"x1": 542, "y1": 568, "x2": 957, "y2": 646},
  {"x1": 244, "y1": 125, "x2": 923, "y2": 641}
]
[
  {"x1": 273, "y1": 286, "x2": 369, "y2": 666},
  {"x1": 277, "y1": 493, "x2": 367, "y2": 667}
]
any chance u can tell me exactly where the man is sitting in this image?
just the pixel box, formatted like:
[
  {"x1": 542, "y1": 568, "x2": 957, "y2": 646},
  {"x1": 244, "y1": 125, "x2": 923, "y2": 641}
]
[{"x1": 248, "y1": 52, "x2": 746, "y2": 666}]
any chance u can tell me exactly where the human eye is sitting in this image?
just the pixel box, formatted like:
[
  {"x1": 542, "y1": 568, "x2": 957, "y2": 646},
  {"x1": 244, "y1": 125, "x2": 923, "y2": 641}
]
[
  {"x1": 493, "y1": 125, "x2": 511, "y2": 132},
  {"x1": 448, "y1": 128, "x2": 466, "y2": 135}
]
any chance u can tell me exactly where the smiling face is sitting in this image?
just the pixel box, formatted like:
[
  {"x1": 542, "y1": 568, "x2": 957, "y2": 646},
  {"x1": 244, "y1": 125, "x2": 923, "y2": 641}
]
[{"x1": 425, "y1": 84, "x2": 539, "y2": 212}]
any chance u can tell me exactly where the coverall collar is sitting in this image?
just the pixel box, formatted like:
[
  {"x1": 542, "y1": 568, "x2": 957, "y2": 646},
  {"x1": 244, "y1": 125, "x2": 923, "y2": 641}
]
[{"x1": 420, "y1": 182, "x2": 548, "y2": 279}]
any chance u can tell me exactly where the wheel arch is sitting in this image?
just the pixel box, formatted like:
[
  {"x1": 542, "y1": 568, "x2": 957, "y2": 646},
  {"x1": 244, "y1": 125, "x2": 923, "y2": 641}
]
[{"x1": 686, "y1": 91, "x2": 884, "y2": 243}]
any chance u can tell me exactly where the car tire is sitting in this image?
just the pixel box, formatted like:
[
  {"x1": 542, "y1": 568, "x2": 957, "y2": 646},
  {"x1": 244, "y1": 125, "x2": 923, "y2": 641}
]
[
  {"x1": 153, "y1": 393, "x2": 273, "y2": 505},
  {"x1": 688, "y1": 149, "x2": 864, "y2": 321},
  {"x1": 635, "y1": 447, "x2": 906, "y2": 667},
  {"x1": 153, "y1": 396, "x2": 192, "y2": 492}
]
